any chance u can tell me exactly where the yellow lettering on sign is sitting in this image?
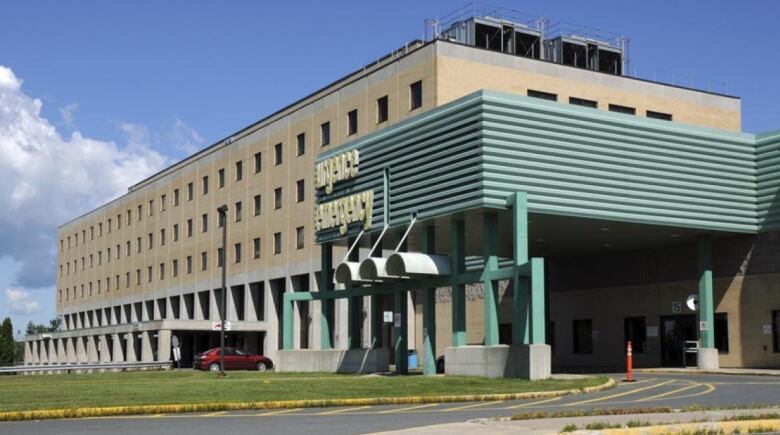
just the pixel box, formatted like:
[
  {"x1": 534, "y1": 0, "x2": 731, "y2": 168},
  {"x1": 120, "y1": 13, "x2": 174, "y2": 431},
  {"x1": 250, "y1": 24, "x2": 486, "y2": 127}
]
[
  {"x1": 315, "y1": 149, "x2": 360, "y2": 194},
  {"x1": 314, "y1": 190, "x2": 373, "y2": 235}
]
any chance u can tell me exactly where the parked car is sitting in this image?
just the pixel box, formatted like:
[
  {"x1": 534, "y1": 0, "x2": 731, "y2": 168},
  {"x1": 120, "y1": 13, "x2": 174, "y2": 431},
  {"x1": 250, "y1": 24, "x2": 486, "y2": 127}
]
[{"x1": 193, "y1": 347, "x2": 273, "y2": 372}]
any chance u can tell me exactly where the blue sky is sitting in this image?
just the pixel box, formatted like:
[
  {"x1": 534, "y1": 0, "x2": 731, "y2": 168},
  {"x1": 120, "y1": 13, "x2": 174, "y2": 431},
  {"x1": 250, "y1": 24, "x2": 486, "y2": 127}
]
[{"x1": 0, "y1": 0, "x2": 778, "y2": 335}]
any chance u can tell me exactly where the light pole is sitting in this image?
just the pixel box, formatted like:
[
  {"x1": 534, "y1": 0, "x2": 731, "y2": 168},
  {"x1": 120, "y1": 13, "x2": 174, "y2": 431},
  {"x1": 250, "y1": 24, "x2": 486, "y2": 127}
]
[{"x1": 217, "y1": 204, "x2": 228, "y2": 376}]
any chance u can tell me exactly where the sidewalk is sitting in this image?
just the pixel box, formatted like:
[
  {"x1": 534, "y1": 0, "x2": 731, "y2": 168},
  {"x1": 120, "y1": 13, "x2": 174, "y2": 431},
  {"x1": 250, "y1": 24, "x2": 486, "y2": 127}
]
[
  {"x1": 372, "y1": 408, "x2": 780, "y2": 434},
  {"x1": 635, "y1": 367, "x2": 780, "y2": 377}
]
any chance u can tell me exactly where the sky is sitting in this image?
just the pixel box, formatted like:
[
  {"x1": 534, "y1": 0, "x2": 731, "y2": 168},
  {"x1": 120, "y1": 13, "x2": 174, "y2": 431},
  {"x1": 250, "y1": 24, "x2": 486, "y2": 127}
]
[{"x1": 0, "y1": 1, "x2": 778, "y2": 336}]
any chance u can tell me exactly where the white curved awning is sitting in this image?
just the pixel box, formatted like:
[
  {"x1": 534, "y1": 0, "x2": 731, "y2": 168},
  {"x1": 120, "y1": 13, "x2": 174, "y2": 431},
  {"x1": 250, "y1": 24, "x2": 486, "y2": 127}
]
[
  {"x1": 334, "y1": 261, "x2": 362, "y2": 285},
  {"x1": 385, "y1": 252, "x2": 452, "y2": 276},
  {"x1": 358, "y1": 257, "x2": 401, "y2": 281}
]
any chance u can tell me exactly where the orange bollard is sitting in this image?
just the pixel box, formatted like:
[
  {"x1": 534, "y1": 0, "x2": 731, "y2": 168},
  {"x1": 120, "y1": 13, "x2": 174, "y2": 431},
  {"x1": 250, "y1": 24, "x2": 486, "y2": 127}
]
[{"x1": 624, "y1": 340, "x2": 636, "y2": 382}]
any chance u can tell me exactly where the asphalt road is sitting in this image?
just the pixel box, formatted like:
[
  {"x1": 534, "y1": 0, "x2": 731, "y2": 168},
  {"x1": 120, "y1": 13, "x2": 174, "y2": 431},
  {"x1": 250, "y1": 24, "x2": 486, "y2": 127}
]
[{"x1": 2, "y1": 372, "x2": 779, "y2": 435}]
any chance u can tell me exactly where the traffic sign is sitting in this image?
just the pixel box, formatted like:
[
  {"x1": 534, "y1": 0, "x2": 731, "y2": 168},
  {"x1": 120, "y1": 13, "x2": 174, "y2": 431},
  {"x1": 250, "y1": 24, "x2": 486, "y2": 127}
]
[{"x1": 212, "y1": 321, "x2": 232, "y2": 331}]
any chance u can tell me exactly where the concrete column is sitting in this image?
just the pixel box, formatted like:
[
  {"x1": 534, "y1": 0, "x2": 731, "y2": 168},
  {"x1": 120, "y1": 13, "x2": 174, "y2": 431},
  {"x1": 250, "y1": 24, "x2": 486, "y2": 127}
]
[
  {"x1": 99, "y1": 335, "x2": 112, "y2": 363},
  {"x1": 450, "y1": 218, "x2": 466, "y2": 346},
  {"x1": 320, "y1": 242, "x2": 333, "y2": 349},
  {"x1": 141, "y1": 331, "x2": 154, "y2": 362},
  {"x1": 57, "y1": 339, "x2": 67, "y2": 364},
  {"x1": 125, "y1": 333, "x2": 138, "y2": 362},
  {"x1": 157, "y1": 330, "x2": 171, "y2": 362},
  {"x1": 48, "y1": 339, "x2": 58, "y2": 365},
  {"x1": 422, "y1": 224, "x2": 437, "y2": 375},
  {"x1": 24, "y1": 342, "x2": 31, "y2": 365},
  {"x1": 112, "y1": 334, "x2": 125, "y2": 362},
  {"x1": 87, "y1": 336, "x2": 98, "y2": 363},
  {"x1": 76, "y1": 337, "x2": 87, "y2": 363},
  {"x1": 697, "y1": 237, "x2": 719, "y2": 370},
  {"x1": 30, "y1": 340, "x2": 39, "y2": 365},
  {"x1": 282, "y1": 293, "x2": 294, "y2": 350},
  {"x1": 40, "y1": 340, "x2": 49, "y2": 364}
]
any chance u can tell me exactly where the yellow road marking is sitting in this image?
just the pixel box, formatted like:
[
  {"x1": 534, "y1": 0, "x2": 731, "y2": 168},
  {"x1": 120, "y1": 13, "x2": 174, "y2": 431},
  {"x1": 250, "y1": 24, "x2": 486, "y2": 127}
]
[
  {"x1": 377, "y1": 403, "x2": 440, "y2": 414},
  {"x1": 443, "y1": 400, "x2": 504, "y2": 412},
  {"x1": 258, "y1": 408, "x2": 302, "y2": 416},
  {"x1": 202, "y1": 411, "x2": 228, "y2": 417},
  {"x1": 316, "y1": 406, "x2": 371, "y2": 416},
  {"x1": 565, "y1": 379, "x2": 676, "y2": 406},
  {"x1": 671, "y1": 383, "x2": 716, "y2": 400},
  {"x1": 505, "y1": 397, "x2": 562, "y2": 409},
  {"x1": 635, "y1": 383, "x2": 701, "y2": 402}
]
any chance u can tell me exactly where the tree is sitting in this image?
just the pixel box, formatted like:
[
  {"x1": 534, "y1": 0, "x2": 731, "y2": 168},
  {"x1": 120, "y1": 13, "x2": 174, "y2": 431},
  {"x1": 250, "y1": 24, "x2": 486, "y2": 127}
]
[
  {"x1": 0, "y1": 318, "x2": 13, "y2": 366},
  {"x1": 25, "y1": 318, "x2": 60, "y2": 336}
]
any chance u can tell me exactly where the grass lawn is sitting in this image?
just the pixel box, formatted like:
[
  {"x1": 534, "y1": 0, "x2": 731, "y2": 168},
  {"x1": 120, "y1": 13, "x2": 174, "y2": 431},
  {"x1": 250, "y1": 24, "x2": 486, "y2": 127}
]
[{"x1": 0, "y1": 370, "x2": 607, "y2": 412}]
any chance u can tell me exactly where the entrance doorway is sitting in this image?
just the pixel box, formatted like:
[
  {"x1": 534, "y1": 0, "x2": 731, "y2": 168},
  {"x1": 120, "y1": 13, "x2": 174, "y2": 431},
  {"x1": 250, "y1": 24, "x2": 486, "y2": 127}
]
[{"x1": 660, "y1": 315, "x2": 697, "y2": 367}]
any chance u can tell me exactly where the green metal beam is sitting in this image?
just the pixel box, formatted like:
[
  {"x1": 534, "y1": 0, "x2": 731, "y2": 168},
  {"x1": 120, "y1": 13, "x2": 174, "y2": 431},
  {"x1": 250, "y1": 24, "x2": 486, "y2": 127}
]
[
  {"x1": 282, "y1": 293, "x2": 293, "y2": 350},
  {"x1": 320, "y1": 243, "x2": 333, "y2": 350},
  {"x1": 511, "y1": 192, "x2": 530, "y2": 345},
  {"x1": 394, "y1": 284, "x2": 408, "y2": 374},
  {"x1": 450, "y1": 218, "x2": 466, "y2": 347},
  {"x1": 698, "y1": 237, "x2": 715, "y2": 348},
  {"x1": 483, "y1": 212, "x2": 499, "y2": 346},
  {"x1": 370, "y1": 232, "x2": 383, "y2": 349},
  {"x1": 347, "y1": 237, "x2": 361, "y2": 349},
  {"x1": 530, "y1": 257, "x2": 546, "y2": 345},
  {"x1": 422, "y1": 224, "x2": 437, "y2": 375}
]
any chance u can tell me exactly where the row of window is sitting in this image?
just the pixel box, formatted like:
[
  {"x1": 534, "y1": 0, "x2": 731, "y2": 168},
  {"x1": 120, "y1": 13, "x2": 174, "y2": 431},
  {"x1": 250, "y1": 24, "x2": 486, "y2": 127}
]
[
  {"x1": 59, "y1": 228, "x2": 306, "y2": 302},
  {"x1": 60, "y1": 179, "x2": 306, "y2": 257},
  {"x1": 526, "y1": 89, "x2": 674, "y2": 121},
  {"x1": 59, "y1": 80, "x2": 425, "y2": 254}
]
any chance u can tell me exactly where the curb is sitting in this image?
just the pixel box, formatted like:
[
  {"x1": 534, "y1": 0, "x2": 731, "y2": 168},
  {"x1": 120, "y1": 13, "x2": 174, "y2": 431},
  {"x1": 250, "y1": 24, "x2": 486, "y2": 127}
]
[
  {"x1": 0, "y1": 378, "x2": 616, "y2": 422},
  {"x1": 635, "y1": 368, "x2": 780, "y2": 377},
  {"x1": 599, "y1": 418, "x2": 780, "y2": 435}
]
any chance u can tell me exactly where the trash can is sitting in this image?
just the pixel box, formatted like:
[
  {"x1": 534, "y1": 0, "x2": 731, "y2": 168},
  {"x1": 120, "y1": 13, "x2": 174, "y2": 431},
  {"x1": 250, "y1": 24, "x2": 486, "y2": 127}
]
[{"x1": 407, "y1": 350, "x2": 418, "y2": 369}]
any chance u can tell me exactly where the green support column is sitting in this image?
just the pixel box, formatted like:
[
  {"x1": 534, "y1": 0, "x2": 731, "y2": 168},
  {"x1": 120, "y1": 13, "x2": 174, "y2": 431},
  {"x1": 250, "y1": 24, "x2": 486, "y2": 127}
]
[
  {"x1": 450, "y1": 218, "x2": 466, "y2": 347},
  {"x1": 394, "y1": 285, "x2": 408, "y2": 374},
  {"x1": 347, "y1": 237, "x2": 361, "y2": 349},
  {"x1": 282, "y1": 294, "x2": 294, "y2": 350},
  {"x1": 369, "y1": 233, "x2": 382, "y2": 349},
  {"x1": 530, "y1": 257, "x2": 546, "y2": 345},
  {"x1": 422, "y1": 224, "x2": 437, "y2": 375},
  {"x1": 698, "y1": 237, "x2": 715, "y2": 348},
  {"x1": 483, "y1": 212, "x2": 499, "y2": 346},
  {"x1": 511, "y1": 192, "x2": 530, "y2": 345},
  {"x1": 320, "y1": 243, "x2": 333, "y2": 350}
]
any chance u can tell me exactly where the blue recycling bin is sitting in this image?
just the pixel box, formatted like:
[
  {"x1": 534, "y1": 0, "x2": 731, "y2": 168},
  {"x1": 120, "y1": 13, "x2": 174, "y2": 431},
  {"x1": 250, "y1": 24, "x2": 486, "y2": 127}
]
[{"x1": 407, "y1": 349, "x2": 418, "y2": 369}]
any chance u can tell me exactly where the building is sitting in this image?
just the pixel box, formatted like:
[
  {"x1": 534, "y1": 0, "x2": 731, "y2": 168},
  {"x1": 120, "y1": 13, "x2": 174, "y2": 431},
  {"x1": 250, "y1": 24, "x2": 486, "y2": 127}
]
[{"x1": 24, "y1": 8, "x2": 780, "y2": 376}]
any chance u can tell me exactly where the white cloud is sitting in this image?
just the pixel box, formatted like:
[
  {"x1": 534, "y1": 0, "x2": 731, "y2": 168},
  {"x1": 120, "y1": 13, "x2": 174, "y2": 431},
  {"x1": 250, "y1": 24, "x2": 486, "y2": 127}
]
[
  {"x1": 168, "y1": 117, "x2": 205, "y2": 155},
  {"x1": 0, "y1": 65, "x2": 168, "y2": 300},
  {"x1": 4, "y1": 288, "x2": 40, "y2": 315},
  {"x1": 59, "y1": 102, "x2": 79, "y2": 130}
]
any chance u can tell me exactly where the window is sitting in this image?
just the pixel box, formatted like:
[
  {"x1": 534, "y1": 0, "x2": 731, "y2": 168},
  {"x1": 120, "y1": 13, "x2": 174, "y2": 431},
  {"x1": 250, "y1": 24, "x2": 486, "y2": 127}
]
[
  {"x1": 410, "y1": 80, "x2": 423, "y2": 110},
  {"x1": 174, "y1": 188, "x2": 180, "y2": 206},
  {"x1": 569, "y1": 96, "x2": 598, "y2": 108},
  {"x1": 218, "y1": 211, "x2": 225, "y2": 228},
  {"x1": 235, "y1": 160, "x2": 243, "y2": 181},
  {"x1": 218, "y1": 168, "x2": 225, "y2": 188},
  {"x1": 217, "y1": 247, "x2": 224, "y2": 267},
  {"x1": 609, "y1": 104, "x2": 636, "y2": 115},
  {"x1": 347, "y1": 109, "x2": 358, "y2": 135},
  {"x1": 202, "y1": 175, "x2": 209, "y2": 195},
  {"x1": 377, "y1": 95, "x2": 389, "y2": 123},
  {"x1": 320, "y1": 122, "x2": 330, "y2": 146},
  {"x1": 148, "y1": 200, "x2": 154, "y2": 216},
  {"x1": 116, "y1": 245, "x2": 120, "y2": 260},
  {"x1": 91, "y1": 226, "x2": 95, "y2": 239},
  {"x1": 201, "y1": 213, "x2": 208, "y2": 232},
  {"x1": 146, "y1": 233, "x2": 153, "y2": 250},
  {"x1": 274, "y1": 187, "x2": 282, "y2": 209},
  {"x1": 715, "y1": 312, "x2": 729, "y2": 354},
  {"x1": 296, "y1": 226, "x2": 304, "y2": 249},
  {"x1": 98, "y1": 251, "x2": 102, "y2": 265},
  {"x1": 186, "y1": 256, "x2": 193, "y2": 274},
  {"x1": 136, "y1": 269, "x2": 141, "y2": 285},
  {"x1": 254, "y1": 152, "x2": 262, "y2": 173},
  {"x1": 296, "y1": 133, "x2": 306, "y2": 156},
  {"x1": 107, "y1": 218, "x2": 112, "y2": 233},
  {"x1": 235, "y1": 201, "x2": 242, "y2": 222},
  {"x1": 107, "y1": 247, "x2": 111, "y2": 262},
  {"x1": 116, "y1": 215, "x2": 121, "y2": 229},
  {"x1": 647, "y1": 110, "x2": 673, "y2": 121},
  {"x1": 253, "y1": 238, "x2": 261, "y2": 259},
  {"x1": 125, "y1": 272, "x2": 130, "y2": 288},
  {"x1": 136, "y1": 237, "x2": 141, "y2": 253},
  {"x1": 296, "y1": 179, "x2": 305, "y2": 203},
  {"x1": 127, "y1": 209, "x2": 131, "y2": 224},
  {"x1": 273, "y1": 232, "x2": 282, "y2": 254},
  {"x1": 147, "y1": 266, "x2": 153, "y2": 283},
  {"x1": 161, "y1": 194, "x2": 166, "y2": 212},
  {"x1": 187, "y1": 182, "x2": 194, "y2": 201},
  {"x1": 187, "y1": 219, "x2": 193, "y2": 237},
  {"x1": 234, "y1": 243, "x2": 241, "y2": 263},
  {"x1": 126, "y1": 240, "x2": 131, "y2": 256},
  {"x1": 173, "y1": 224, "x2": 179, "y2": 241},
  {"x1": 159, "y1": 263, "x2": 165, "y2": 280},
  {"x1": 624, "y1": 317, "x2": 646, "y2": 353},
  {"x1": 274, "y1": 143, "x2": 282, "y2": 165},
  {"x1": 573, "y1": 319, "x2": 593, "y2": 354},
  {"x1": 201, "y1": 252, "x2": 208, "y2": 271},
  {"x1": 99, "y1": 222, "x2": 103, "y2": 236},
  {"x1": 527, "y1": 89, "x2": 557, "y2": 101},
  {"x1": 172, "y1": 259, "x2": 178, "y2": 277},
  {"x1": 159, "y1": 228, "x2": 165, "y2": 246},
  {"x1": 253, "y1": 194, "x2": 262, "y2": 216},
  {"x1": 137, "y1": 205, "x2": 142, "y2": 221}
]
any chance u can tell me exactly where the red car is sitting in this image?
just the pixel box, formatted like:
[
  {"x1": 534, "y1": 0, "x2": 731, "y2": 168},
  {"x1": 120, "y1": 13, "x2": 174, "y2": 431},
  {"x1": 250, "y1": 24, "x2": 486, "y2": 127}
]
[{"x1": 193, "y1": 347, "x2": 273, "y2": 372}]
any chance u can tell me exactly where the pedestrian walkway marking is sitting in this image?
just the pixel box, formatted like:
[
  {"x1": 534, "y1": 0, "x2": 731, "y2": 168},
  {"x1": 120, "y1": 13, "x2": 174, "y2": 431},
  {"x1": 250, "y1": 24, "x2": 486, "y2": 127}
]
[
  {"x1": 316, "y1": 406, "x2": 371, "y2": 415},
  {"x1": 377, "y1": 403, "x2": 440, "y2": 414},
  {"x1": 203, "y1": 411, "x2": 228, "y2": 417},
  {"x1": 258, "y1": 408, "x2": 302, "y2": 416},
  {"x1": 636, "y1": 383, "x2": 701, "y2": 402},
  {"x1": 443, "y1": 400, "x2": 504, "y2": 412},
  {"x1": 565, "y1": 379, "x2": 676, "y2": 406},
  {"x1": 505, "y1": 397, "x2": 561, "y2": 409}
]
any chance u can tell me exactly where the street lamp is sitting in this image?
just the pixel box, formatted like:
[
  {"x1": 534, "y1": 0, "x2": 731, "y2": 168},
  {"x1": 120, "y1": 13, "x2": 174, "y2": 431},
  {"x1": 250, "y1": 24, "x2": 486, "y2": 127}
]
[{"x1": 217, "y1": 204, "x2": 228, "y2": 376}]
